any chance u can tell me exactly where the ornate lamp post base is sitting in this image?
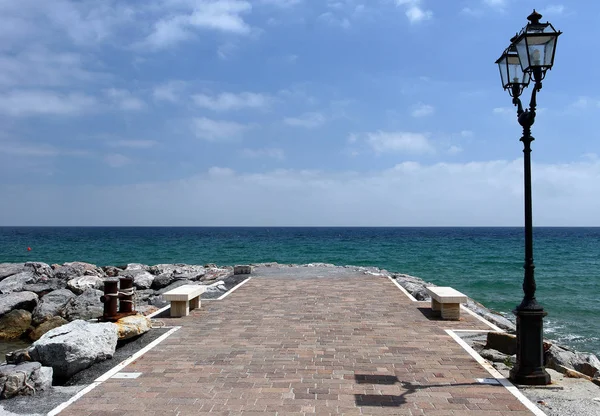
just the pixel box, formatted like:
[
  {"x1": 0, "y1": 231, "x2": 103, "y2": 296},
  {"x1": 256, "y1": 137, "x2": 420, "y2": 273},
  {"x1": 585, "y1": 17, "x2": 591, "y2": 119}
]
[{"x1": 509, "y1": 308, "x2": 551, "y2": 385}]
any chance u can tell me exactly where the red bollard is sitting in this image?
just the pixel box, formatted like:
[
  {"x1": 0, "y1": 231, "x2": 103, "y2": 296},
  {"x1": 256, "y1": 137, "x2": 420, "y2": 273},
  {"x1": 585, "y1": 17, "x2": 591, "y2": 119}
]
[
  {"x1": 119, "y1": 277, "x2": 134, "y2": 314},
  {"x1": 100, "y1": 280, "x2": 119, "y2": 319}
]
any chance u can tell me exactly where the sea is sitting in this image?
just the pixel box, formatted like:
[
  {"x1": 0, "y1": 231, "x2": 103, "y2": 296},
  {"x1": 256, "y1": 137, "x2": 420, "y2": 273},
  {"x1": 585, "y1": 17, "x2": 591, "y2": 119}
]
[{"x1": 1, "y1": 227, "x2": 599, "y2": 357}]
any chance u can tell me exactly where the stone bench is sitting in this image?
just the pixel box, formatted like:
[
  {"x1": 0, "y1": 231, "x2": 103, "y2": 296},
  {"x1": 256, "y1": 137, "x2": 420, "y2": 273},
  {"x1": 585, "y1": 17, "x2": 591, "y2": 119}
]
[
  {"x1": 425, "y1": 286, "x2": 467, "y2": 321},
  {"x1": 163, "y1": 285, "x2": 207, "y2": 317}
]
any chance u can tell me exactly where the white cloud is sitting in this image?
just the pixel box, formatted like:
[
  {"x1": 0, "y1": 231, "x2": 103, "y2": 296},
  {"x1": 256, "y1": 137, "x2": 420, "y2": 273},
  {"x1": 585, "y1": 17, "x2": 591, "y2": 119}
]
[
  {"x1": 107, "y1": 140, "x2": 157, "y2": 149},
  {"x1": 217, "y1": 42, "x2": 238, "y2": 60},
  {"x1": 460, "y1": 7, "x2": 483, "y2": 17},
  {"x1": 365, "y1": 131, "x2": 435, "y2": 154},
  {"x1": 153, "y1": 81, "x2": 187, "y2": 103},
  {"x1": 460, "y1": 130, "x2": 474, "y2": 138},
  {"x1": 483, "y1": 0, "x2": 506, "y2": 8},
  {"x1": 0, "y1": 142, "x2": 89, "y2": 157},
  {"x1": 570, "y1": 97, "x2": 600, "y2": 110},
  {"x1": 284, "y1": 112, "x2": 326, "y2": 128},
  {"x1": 105, "y1": 88, "x2": 145, "y2": 111},
  {"x1": 259, "y1": 0, "x2": 302, "y2": 7},
  {"x1": 4, "y1": 159, "x2": 600, "y2": 226},
  {"x1": 0, "y1": 90, "x2": 97, "y2": 116},
  {"x1": 448, "y1": 145, "x2": 463, "y2": 155},
  {"x1": 242, "y1": 148, "x2": 285, "y2": 160},
  {"x1": 411, "y1": 103, "x2": 435, "y2": 117},
  {"x1": 139, "y1": 1, "x2": 252, "y2": 50},
  {"x1": 192, "y1": 92, "x2": 271, "y2": 111},
  {"x1": 104, "y1": 153, "x2": 131, "y2": 168},
  {"x1": 191, "y1": 117, "x2": 250, "y2": 141},
  {"x1": 395, "y1": 0, "x2": 432, "y2": 23}
]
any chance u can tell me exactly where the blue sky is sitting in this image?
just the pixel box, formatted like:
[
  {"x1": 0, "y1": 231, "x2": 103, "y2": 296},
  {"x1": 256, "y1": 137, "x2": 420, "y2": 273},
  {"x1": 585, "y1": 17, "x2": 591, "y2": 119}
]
[{"x1": 0, "y1": 0, "x2": 598, "y2": 226}]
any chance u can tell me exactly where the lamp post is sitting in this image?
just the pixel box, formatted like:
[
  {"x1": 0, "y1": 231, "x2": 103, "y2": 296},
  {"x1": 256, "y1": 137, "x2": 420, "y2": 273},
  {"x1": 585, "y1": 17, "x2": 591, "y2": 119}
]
[{"x1": 495, "y1": 10, "x2": 561, "y2": 385}]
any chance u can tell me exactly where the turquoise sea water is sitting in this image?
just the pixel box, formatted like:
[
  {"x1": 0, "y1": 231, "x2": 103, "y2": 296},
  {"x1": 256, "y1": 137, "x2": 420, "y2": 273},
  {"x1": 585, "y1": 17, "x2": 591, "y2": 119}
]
[{"x1": 1, "y1": 227, "x2": 599, "y2": 356}]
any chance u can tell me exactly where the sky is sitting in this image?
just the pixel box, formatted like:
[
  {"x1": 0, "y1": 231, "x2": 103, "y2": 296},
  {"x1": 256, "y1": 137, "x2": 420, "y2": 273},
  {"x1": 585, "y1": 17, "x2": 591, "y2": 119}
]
[{"x1": 0, "y1": 0, "x2": 598, "y2": 226}]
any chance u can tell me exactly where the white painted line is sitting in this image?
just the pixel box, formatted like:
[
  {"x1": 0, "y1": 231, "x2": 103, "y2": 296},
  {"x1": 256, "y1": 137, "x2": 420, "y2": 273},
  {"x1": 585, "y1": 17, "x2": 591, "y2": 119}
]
[
  {"x1": 218, "y1": 276, "x2": 252, "y2": 300},
  {"x1": 445, "y1": 329, "x2": 547, "y2": 416},
  {"x1": 111, "y1": 372, "x2": 142, "y2": 379},
  {"x1": 477, "y1": 377, "x2": 501, "y2": 385},
  {"x1": 461, "y1": 305, "x2": 504, "y2": 332},
  {"x1": 451, "y1": 329, "x2": 493, "y2": 332},
  {"x1": 146, "y1": 304, "x2": 170, "y2": 318},
  {"x1": 387, "y1": 276, "x2": 417, "y2": 302},
  {"x1": 48, "y1": 326, "x2": 181, "y2": 416}
]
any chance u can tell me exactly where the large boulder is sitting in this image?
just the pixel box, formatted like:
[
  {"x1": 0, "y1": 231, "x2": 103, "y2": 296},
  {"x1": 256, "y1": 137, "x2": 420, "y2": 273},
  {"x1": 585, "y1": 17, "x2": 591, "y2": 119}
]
[
  {"x1": 53, "y1": 262, "x2": 105, "y2": 281},
  {"x1": 149, "y1": 264, "x2": 206, "y2": 278},
  {"x1": 0, "y1": 263, "x2": 25, "y2": 281},
  {"x1": 29, "y1": 316, "x2": 69, "y2": 341},
  {"x1": 60, "y1": 288, "x2": 103, "y2": 321},
  {"x1": 28, "y1": 320, "x2": 118, "y2": 380},
  {"x1": 32, "y1": 289, "x2": 76, "y2": 325},
  {"x1": 67, "y1": 275, "x2": 104, "y2": 295},
  {"x1": 546, "y1": 345, "x2": 600, "y2": 378},
  {"x1": 0, "y1": 271, "x2": 36, "y2": 294},
  {"x1": 0, "y1": 310, "x2": 32, "y2": 339},
  {"x1": 0, "y1": 292, "x2": 38, "y2": 317},
  {"x1": 102, "y1": 266, "x2": 123, "y2": 277},
  {"x1": 22, "y1": 279, "x2": 67, "y2": 297},
  {"x1": 119, "y1": 269, "x2": 154, "y2": 290},
  {"x1": 200, "y1": 267, "x2": 229, "y2": 283},
  {"x1": 0, "y1": 362, "x2": 53, "y2": 399},
  {"x1": 486, "y1": 332, "x2": 517, "y2": 356},
  {"x1": 156, "y1": 279, "x2": 193, "y2": 295},
  {"x1": 115, "y1": 314, "x2": 151, "y2": 340},
  {"x1": 398, "y1": 281, "x2": 431, "y2": 301},
  {"x1": 24, "y1": 262, "x2": 54, "y2": 279}
]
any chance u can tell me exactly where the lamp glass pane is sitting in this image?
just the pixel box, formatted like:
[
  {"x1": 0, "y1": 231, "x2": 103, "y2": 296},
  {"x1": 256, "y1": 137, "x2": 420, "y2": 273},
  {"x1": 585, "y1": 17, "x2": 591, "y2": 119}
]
[
  {"x1": 515, "y1": 37, "x2": 530, "y2": 71},
  {"x1": 497, "y1": 55, "x2": 509, "y2": 87},
  {"x1": 507, "y1": 55, "x2": 527, "y2": 84}
]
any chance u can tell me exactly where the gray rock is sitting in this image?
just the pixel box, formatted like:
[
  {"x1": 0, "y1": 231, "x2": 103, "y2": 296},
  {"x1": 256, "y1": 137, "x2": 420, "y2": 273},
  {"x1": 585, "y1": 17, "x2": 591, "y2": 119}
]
[
  {"x1": 24, "y1": 262, "x2": 54, "y2": 279},
  {"x1": 546, "y1": 345, "x2": 600, "y2": 378},
  {"x1": 5, "y1": 349, "x2": 31, "y2": 365},
  {"x1": 66, "y1": 275, "x2": 104, "y2": 295},
  {"x1": 480, "y1": 348, "x2": 515, "y2": 364},
  {"x1": 200, "y1": 268, "x2": 229, "y2": 283},
  {"x1": 22, "y1": 279, "x2": 67, "y2": 296},
  {"x1": 60, "y1": 288, "x2": 103, "y2": 321},
  {"x1": 119, "y1": 269, "x2": 154, "y2": 290},
  {"x1": 135, "y1": 289, "x2": 155, "y2": 303},
  {"x1": 28, "y1": 320, "x2": 117, "y2": 379},
  {"x1": 465, "y1": 299, "x2": 516, "y2": 331},
  {"x1": 0, "y1": 310, "x2": 32, "y2": 339},
  {"x1": 29, "y1": 316, "x2": 69, "y2": 341},
  {"x1": 0, "y1": 362, "x2": 53, "y2": 398},
  {"x1": 398, "y1": 281, "x2": 431, "y2": 301},
  {"x1": 0, "y1": 263, "x2": 25, "y2": 281},
  {"x1": 0, "y1": 292, "x2": 38, "y2": 317},
  {"x1": 53, "y1": 262, "x2": 105, "y2": 281},
  {"x1": 0, "y1": 271, "x2": 36, "y2": 294},
  {"x1": 486, "y1": 332, "x2": 517, "y2": 356},
  {"x1": 124, "y1": 263, "x2": 149, "y2": 271},
  {"x1": 101, "y1": 266, "x2": 122, "y2": 277},
  {"x1": 32, "y1": 289, "x2": 76, "y2": 325}
]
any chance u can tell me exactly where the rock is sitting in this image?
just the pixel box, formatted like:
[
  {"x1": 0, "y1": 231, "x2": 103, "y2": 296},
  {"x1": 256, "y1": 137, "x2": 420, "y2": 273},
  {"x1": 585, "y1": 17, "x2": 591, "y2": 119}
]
[
  {"x1": 465, "y1": 299, "x2": 516, "y2": 331},
  {"x1": 22, "y1": 279, "x2": 67, "y2": 296},
  {"x1": 151, "y1": 273, "x2": 175, "y2": 289},
  {"x1": 0, "y1": 362, "x2": 53, "y2": 398},
  {"x1": 29, "y1": 316, "x2": 68, "y2": 341},
  {"x1": 480, "y1": 348, "x2": 515, "y2": 364},
  {"x1": 0, "y1": 292, "x2": 38, "y2": 317},
  {"x1": 24, "y1": 262, "x2": 54, "y2": 279},
  {"x1": 200, "y1": 268, "x2": 229, "y2": 283},
  {"x1": 28, "y1": 320, "x2": 118, "y2": 380},
  {"x1": 125, "y1": 263, "x2": 149, "y2": 271},
  {"x1": 119, "y1": 269, "x2": 154, "y2": 290},
  {"x1": 0, "y1": 263, "x2": 25, "y2": 281},
  {"x1": 149, "y1": 264, "x2": 206, "y2": 277},
  {"x1": 102, "y1": 266, "x2": 122, "y2": 277},
  {"x1": 67, "y1": 275, "x2": 104, "y2": 295},
  {"x1": 115, "y1": 314, "x2": 151, "y2": 340},
  {"x1": 5, "y1": 349, "x2": 31, "y2": 365},
  {"x1": 136, "y1": 305, "x2": 159, "y2": 316},
  {"x1": 0, "y1": 310, "x2": 32, "y2": 339},
  {"x1": 546, "y1": 345, "x2": 600, "y2": 378},
  {"x1": 398, "y1": 281, "x2": 431, "y2": 301},
  {"x1": 486, "y1": 332, "x2": 517, "y2": 356},
  {"x1": 60, "y1": 288, "x2": 103, "y2": 321},
  {"x1": 0, "y1": 271, "x2": 36, "y2": 294},
  {"x1": 135, "y1": 289, "x2": 155, "y2": 303},
  {"x1": 32, "y1": 289, "x2": 76, "y2": 325},
  {"x1": 53, "y1": 262, "x2": 105, "y2": 280}
]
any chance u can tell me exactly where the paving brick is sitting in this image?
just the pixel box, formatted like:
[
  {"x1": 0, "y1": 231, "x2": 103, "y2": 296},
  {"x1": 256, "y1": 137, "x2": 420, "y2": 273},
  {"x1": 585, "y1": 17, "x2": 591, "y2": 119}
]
[{"x1": 57, "y1": 272, "x2": 536, "y2": 415}]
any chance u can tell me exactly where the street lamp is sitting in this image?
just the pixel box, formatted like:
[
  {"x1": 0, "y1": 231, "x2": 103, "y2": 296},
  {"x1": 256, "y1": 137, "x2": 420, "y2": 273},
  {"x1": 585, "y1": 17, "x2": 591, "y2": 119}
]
[{"x1": 495, "y1": 10, "x2": 562, "y2": 386}]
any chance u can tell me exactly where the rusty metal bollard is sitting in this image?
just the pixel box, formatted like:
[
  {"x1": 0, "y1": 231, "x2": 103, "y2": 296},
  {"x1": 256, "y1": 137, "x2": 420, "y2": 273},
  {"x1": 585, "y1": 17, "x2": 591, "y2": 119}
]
[
  {"x1": 118, "y1": 277, "x2": 134, "y2": 314},
  {"x1": 100, "y1": 280, "x2": 119, "y2": 319}
]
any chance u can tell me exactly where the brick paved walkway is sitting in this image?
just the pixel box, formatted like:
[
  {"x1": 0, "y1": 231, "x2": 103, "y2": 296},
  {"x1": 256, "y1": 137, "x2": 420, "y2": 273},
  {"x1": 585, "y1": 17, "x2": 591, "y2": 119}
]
[{"x1": 60, "y1": 268, "x2": 536, "y2": 415}]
